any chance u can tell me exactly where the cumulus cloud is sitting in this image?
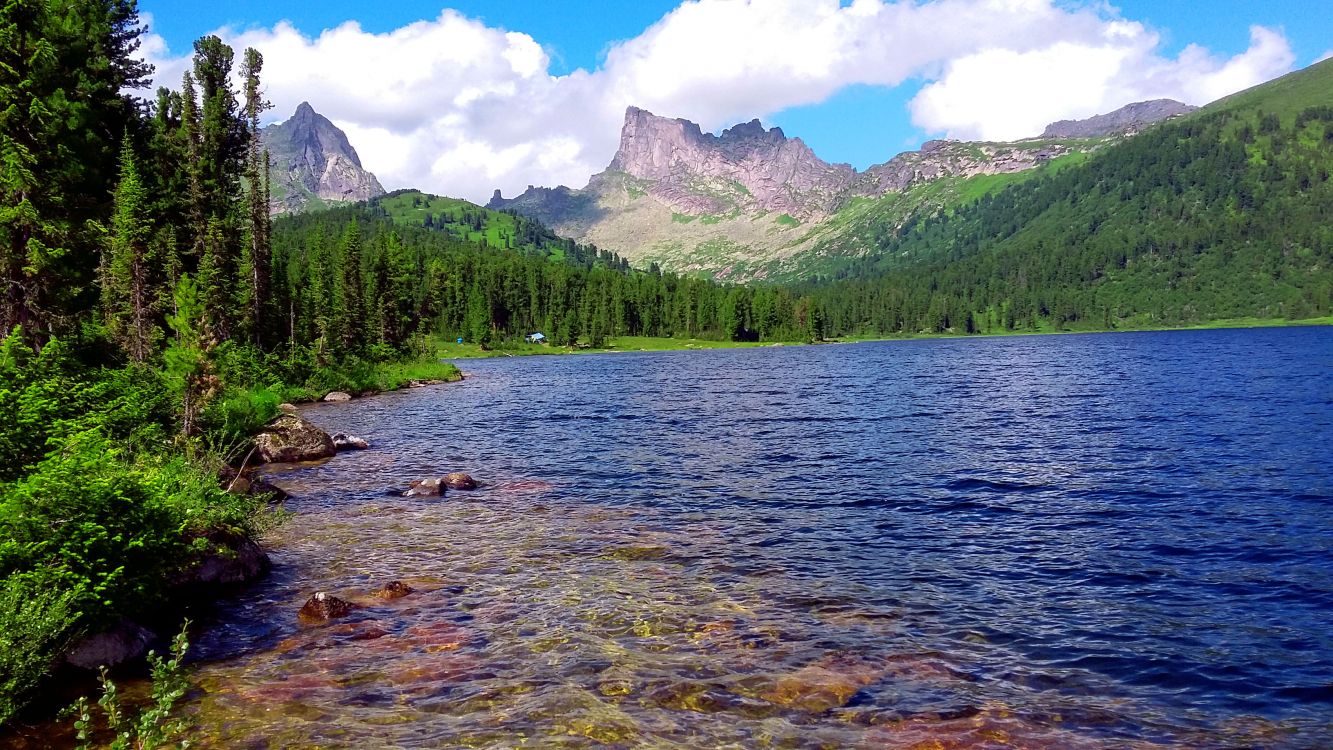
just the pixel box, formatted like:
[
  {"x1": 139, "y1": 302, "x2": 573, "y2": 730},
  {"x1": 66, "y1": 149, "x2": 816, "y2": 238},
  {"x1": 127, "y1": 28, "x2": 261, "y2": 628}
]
[
  {"x1": 140, "y1": 1, "x2": 1296, "y2": 202},
  {"x1": 911, "y1": 24, "x2": 1295, "y2": 140}
]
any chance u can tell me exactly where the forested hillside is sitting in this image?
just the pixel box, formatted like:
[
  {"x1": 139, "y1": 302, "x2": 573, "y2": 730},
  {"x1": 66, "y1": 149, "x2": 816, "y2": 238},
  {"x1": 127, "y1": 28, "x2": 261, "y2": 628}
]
[
  {"x1": 806, "y1": 63, "x2": 1333, "y2": 334},
  {"x1": 272, "y1": 205, "x2": 826, "y2": 346}
]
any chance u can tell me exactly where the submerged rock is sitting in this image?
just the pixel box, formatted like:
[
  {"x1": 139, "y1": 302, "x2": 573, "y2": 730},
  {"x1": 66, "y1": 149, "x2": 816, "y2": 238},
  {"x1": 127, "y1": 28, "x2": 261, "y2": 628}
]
[
  {"x1": 323, "y1": 391, "x2": 352, "y2": 402},
  {"x1": 66, "y1": 620, "x2": 155, "y2": 669},
  {"x1": 405, "y1": 478, "x2": 446, "y2": 497},
  {"x1": 444, "y1": 472, "x2": 478, "y2": 490},
  {"x1": 299, "y1": 592, "x2": 357, "y2": 621},
  {"x1": 332, "y1": 432, "x2": 370, "y2": 451},
  {"x1": 253, "y1": 413, "x2": 336, "y2": 463},
  {"x1": 373, "y1": 581, "x2": 415, "y2": 600}
]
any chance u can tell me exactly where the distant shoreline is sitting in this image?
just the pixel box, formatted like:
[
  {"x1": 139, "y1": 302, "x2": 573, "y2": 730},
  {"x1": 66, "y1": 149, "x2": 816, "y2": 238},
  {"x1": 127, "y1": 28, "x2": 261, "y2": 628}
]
[{"x1": 435, "y1": 316, "x2": 1333, "y2": 360}]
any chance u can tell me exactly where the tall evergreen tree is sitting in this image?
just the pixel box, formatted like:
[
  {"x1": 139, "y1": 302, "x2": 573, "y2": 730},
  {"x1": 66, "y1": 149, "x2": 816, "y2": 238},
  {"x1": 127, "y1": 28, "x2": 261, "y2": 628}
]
[
  {"x1": 0, "y1": 0, "x2": 151, "y2": 345},
  {"x1": 101, "y1": 139, "x2": 156, "y2": 361}
]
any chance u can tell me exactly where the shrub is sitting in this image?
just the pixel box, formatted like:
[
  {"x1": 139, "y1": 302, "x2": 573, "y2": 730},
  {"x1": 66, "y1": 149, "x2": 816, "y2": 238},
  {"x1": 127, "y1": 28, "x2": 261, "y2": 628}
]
[{"x1": 0, "y1": 573, "x2": 80, "y2": 726}]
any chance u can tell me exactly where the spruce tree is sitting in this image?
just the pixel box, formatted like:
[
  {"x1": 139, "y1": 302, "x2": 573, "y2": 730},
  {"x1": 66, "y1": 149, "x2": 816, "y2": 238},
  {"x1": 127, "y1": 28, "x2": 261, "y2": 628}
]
[{"x1": 102, "y1": 139, "x2": 157, "y2": 361}]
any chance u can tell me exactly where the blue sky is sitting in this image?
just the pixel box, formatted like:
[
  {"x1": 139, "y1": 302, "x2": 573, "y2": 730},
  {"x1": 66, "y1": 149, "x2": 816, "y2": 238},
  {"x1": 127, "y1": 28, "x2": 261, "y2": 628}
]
[{"x1": 135, "y1": 0, "x2": 1333, "y2": 200}]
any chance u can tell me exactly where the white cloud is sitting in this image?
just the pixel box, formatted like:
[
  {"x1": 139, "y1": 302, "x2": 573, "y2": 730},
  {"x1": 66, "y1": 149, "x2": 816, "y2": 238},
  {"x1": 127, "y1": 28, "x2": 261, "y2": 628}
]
[
  {"x1": 139, "y1": 1, "x2": 1297, "y2": 202},
  {"x1": 1318, "y1": 49, "x2": 1333, "y2": 64},
  {"x1": 910, "y1": 24, "x2": 1294, "y2": 141}
]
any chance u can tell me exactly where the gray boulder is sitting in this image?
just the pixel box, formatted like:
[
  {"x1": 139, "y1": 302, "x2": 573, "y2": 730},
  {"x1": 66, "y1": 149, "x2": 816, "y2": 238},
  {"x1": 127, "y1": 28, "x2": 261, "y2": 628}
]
[
  {"x1": 404, "y1": 478, "x2": 446, "y2": 497},
  {"x1": 332, "y1": 432, "x2": 370, "y2": 451},
  {"x1": 67, "y1": 620, "x2": 155, "y2": 669},
  {"x1": 253, "y1": 413, "x2": 336, "y2": 463}
]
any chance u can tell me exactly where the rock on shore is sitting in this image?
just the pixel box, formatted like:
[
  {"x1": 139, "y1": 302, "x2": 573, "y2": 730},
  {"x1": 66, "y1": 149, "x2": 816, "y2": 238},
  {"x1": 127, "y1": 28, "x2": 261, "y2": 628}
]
[{"x1": 254, "y1": 413, "x2": 336, "y2": 463}]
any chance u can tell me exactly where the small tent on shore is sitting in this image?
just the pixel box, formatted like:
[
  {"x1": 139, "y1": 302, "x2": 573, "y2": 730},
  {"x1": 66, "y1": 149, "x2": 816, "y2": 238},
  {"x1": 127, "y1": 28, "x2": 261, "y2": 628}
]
[{"x1": 525, "y1": 332, "x2": 547, "y2": 344}]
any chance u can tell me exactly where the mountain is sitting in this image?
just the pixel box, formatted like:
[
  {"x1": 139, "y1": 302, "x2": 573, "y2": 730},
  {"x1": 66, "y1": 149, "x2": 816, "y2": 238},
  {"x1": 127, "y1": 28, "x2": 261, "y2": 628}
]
[
  {"x1": 490, "y1": 101, "x2": 1181, "y2": 281},
  {"x1": 261, "y1": 102, "x2": 385, "y2": 215},
  {"x1": 805, "y1": 58, "x2": 1333, "y2": 334},
  {"x1": 1040, "y1": 99, "x2": 1196, "y2": 139}
]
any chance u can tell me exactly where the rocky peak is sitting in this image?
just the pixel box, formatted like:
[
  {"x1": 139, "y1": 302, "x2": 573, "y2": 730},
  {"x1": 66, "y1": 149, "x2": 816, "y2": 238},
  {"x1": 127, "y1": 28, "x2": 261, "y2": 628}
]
[
  {"x1": 603, "y1": 106, "x2": 855, "y2": 218},
  {"x1": 1041, "y1": 99, "x2": 1196, "y2": 139},
  {"x1": 261, "y1": 102, "x2": 385, "y2": 215}
]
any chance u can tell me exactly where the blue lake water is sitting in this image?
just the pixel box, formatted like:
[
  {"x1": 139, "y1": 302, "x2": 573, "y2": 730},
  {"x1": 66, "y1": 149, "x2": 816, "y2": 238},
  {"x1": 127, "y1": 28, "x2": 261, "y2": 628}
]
[{"x1": 166, "y1": 327, "x2": 1333, "y2": 747}]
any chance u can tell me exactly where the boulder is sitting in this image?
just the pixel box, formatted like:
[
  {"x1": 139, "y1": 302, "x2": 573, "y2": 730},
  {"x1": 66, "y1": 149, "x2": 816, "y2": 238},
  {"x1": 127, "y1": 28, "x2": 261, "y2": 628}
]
[
  {"x1": 373, "y1": 581, "x2": 415, "y2": 600},
  {"x1": 299, "y1": 592, "x2": 356, "y2": 621},
  {"x1": 404, "y1": 478, "x2": 445, "y2": 497},
  {"x1": 444, "y1": 472, "x2": 478, "y2": 490},
  {"x1": 332, "y1": 432, "x2": 370, "y2": 451},
  {"x1": 278, "y1": 402, "x2": 299, "y2": 413},
  {"x1": 67, "y1": 620, "x2": 155, "y2": 669},
  {"x1": 249, "y1": 475, "x2": 290, "y2": 503},
  {"x1": 218, "y1": 466, "x2": 288, "y2": 502},
  {"x1": 323, "y1": 391, "x2": 352, "y2": 402},
  {"x1": 408, "y1": 379, "x2": 446, "y2": 388},
  {"x1": 194, "y1": 538, "x2": 270, "y2": 586},
  {"x1": 253, "y1": 413, "x2": 336, "y2": 463}
]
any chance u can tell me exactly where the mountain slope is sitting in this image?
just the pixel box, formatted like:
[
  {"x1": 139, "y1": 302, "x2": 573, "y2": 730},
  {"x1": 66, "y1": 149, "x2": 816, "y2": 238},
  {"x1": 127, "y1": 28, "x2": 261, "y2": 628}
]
[
  {"x1": 490, "y1": 103, "x2": 1185, "y2": 281},
  {"x1": 808, "y1": 59, "x2": 1333, "y2": 334},
  {"x1": 262, "y1": 102, "x2": 385, "y2": 215},
  {"x1": 1041, "y1": 99, "x2": 1196, "y2": 138},
  {"x1": 372, "y1": 189, "x2": 629, "y2": 270}
]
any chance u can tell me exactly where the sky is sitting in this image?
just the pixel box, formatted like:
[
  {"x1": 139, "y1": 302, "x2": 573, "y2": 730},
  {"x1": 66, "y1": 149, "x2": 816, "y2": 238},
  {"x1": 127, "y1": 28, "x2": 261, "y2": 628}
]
[{"x1": 135, "y1": 0, "x2": 1333, "y2": 203}]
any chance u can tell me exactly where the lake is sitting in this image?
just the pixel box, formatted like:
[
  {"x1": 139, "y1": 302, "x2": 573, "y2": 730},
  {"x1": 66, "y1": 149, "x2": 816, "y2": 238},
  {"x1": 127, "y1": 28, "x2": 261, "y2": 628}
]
[{"x1": 128, "y1": 328, "x2": 1333, "y2": 746}]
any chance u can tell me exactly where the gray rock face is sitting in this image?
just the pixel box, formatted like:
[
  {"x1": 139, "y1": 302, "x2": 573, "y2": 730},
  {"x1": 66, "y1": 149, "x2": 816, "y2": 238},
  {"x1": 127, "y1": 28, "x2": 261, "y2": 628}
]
[
  {"x1": 860, "y1": 139, "x2": 1074, "y2": 194},
  {"x1": 489, "y1": 101, "x2": 1166, "y2": 280},
  {"x1": 604, "y1": 107, "x2": 857, "y2": 219},
  {"x1": 1041, "y1": 99, "x2": 1196, "y2": 139},
  {"x1": 262, "y1": 102, "x2": 386, "y2": 215}
]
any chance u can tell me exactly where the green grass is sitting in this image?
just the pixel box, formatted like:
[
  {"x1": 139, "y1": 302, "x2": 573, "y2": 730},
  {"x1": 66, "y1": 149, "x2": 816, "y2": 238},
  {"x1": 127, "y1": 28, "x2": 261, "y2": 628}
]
[
  {"x1": 671, "y1": 212, "x2": 697, "y2": 224},
  {"x1": 1199, "y1": 57, "x2": 1333, "y2": 123},
  {"x1": 433, "y1": 335, "x2": 807, "y2": 359},
  {"x1": 775, "y1": 213, "x2": 801, "y2": 228}
]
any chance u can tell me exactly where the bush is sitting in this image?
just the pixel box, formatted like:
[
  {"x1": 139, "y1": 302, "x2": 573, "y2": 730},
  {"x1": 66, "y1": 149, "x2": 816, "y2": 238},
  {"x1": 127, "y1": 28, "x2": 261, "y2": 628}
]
[
  {"x1": 0, "y1": 431, "x2": 185, "y2": 631},
  {"x1": 198, "y1": 386, "x2": 282, "y2": 454},
  {"x1": 0, "y1": 573, "x2": 80, "y2": 726}
]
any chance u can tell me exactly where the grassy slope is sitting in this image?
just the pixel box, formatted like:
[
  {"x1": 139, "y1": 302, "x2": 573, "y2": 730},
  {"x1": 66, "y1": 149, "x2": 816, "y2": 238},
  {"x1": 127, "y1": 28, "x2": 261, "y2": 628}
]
[
  {"x1": 1197, "y1": 58, "x2": 1333, "y2": 121},
  {"x1": 816, "y1": 57, "x2": 1333, "y2": 330},
  {"x1": 376, "y1": 190, "x2": 549, "y2": 254}
]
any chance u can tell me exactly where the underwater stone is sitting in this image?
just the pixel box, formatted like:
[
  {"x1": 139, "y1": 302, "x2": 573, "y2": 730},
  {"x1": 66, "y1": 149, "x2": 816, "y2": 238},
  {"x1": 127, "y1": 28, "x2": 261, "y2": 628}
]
[{"x1": 299, "y1": 592, "x2": 357, "y2": 621}]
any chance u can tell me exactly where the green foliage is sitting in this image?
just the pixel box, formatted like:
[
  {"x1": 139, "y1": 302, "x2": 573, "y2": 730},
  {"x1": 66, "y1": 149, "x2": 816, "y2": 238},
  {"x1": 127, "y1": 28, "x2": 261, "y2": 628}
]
[
  {"x1": 70, "y1": 622, "x2": 192, "y2": 750},
  {"x1": 0, "y1": 333, "x2": 173, "y2": 482},
  {"x1": 775, "y1": 213, "x2": 801, "y2": 228},
  {"x1": 0, "y1": 572, "x2": 79, "y2": 726},
  {"x1": 806, "y1": 102, "x2": 1333, "y2": 334},
  {"x1": 2, "y1": 430, "x2": 185, "y2": 628}
]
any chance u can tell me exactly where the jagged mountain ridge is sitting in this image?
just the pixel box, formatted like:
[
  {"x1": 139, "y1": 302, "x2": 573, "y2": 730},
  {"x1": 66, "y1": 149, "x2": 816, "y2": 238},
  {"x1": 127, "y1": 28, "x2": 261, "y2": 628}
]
[
  {"x1": 489, "y1": 100, "x2": 1187, "y2": 280},
  {"x1": 262, "y1": 102, "x2": 386, "y2": 215}
]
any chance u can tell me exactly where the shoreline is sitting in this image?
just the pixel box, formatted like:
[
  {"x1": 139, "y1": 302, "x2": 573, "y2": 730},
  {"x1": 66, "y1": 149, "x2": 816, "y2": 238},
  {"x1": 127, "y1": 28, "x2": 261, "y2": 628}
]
[{"x1": 431, "y1": 316, "x2": 1333, "y2": 361}]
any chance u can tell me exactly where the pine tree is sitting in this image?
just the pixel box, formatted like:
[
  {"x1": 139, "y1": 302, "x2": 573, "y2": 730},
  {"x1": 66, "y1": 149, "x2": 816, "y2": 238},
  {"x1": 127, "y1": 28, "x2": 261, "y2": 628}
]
[
  {"x1": 0, "y1": 0, "x2": 150, "y2": 345},
  {"x1": 102, "y1": 139, "x2": 157, "y2": 361},
  {"x1": 163, "y1": 274, "x2": 217, "y2": 438},
  {"x1": 238, "y1": 47, "x2": 272, "y2": 345}
]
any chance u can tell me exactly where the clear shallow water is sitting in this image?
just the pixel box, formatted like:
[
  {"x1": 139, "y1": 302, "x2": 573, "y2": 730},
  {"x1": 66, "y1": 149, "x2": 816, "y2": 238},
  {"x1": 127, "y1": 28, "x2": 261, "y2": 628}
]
[{"x1": 53, "y1": 329, "x2": 1333, "y2": 747}]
